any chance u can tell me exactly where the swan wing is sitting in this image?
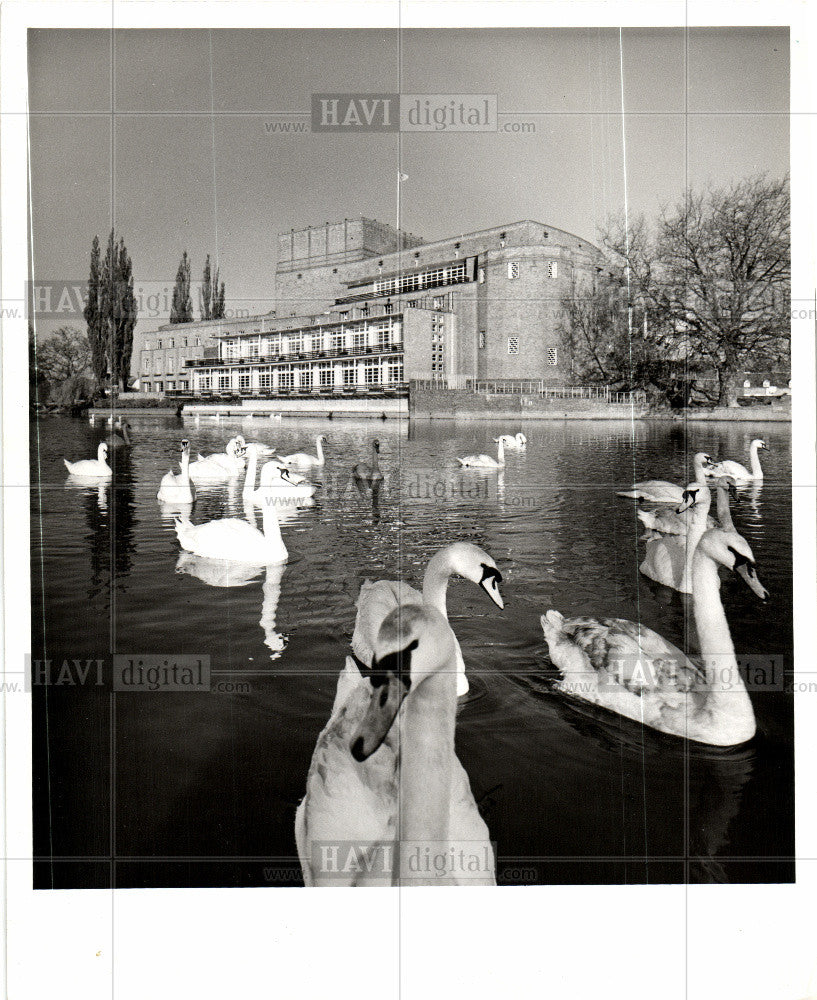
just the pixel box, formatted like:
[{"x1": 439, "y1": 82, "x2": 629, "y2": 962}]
[
  {"x1": 710, "y1": 460, "x2": 751, "y2": 479},
  {"x1": 297, "y1": 659, "x2": 396, "y2": 886},
  {"x1": 351, "y1": 580, "x2": 423, "y2": 665},
  {"x1": 639, "y1": 535, "x2": 687, "y2": 589},
  {"x1": 617, "y1": 480, "x2": 681, "y2": 502}
]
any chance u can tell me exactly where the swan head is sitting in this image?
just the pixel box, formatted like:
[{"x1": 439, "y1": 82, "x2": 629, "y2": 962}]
[
  {"x1": 371, "y1": 438, "x2": 380, "y2": 453},
  {"x1": 180, "y1": 439, "x2": 190, "y2": 457},
  {"x1": 694, "y1": 451, "x2": 715, "y2": 471},
  {"x1": 676, "y1": 482, "x2": 712, "y2": 515},
  {"x1": 350, "y1": 604, "x2": 456, "y2": 762},
  {"x1": 698, "y1": 529, "x2": 769, "y2": 601},
  {"x1": 226, "y1": 437, "x2": 246, "y2": 459},
  {"x1": 751, "y1": 439, "x2": 767, "y2": 451},
  {"x1": 97, "y1": 442, "x2": 109, "y2": 461},
  {"x1": 431, "y1": 542, "x2": 504, "y2": 609}
]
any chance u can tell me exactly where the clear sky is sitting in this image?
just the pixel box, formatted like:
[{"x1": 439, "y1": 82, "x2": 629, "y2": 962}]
[{"x1": 27, "y1": 26, "x2": 789, "y2": 348}]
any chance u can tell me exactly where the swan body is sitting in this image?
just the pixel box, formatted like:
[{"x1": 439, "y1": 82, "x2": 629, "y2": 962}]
[
  {"x1": 617, "y1": 451, "x2": 712, "y2": 502},
  {"x1": 63, "y1": 442, "x2": 112, "y2": 478},
  {"x1": 541, "y1": 527, "x2": 768, "y2": 745},
  {"x1": 280, "y1": 434, "x2": 326, "y2": 468},
  {"x1": 173, "y1": 493, "x2": 288, "y2": 564},
  {"x1": 235, "y1": 434, "x2": 277, "y2": 458},
  {"x1": 109, "y1": 418, "x2": 132, "y2": 447},
  {"x1": 352, "y1": 439, "x2": 383, "y2": 483},
  {"x1": 493, "y1": 432, "x2": 526, "y2": 451},
  {"x1": 639, "y1": 483, "x2": 711, "y2": 593},
  {"x1": 709, "y1": 439, "x2": 767, "y2": 482},
  {"x1": 458, "y1": 437, "x2": 505, "y2": 469},
  {"x1": 295, "y1": 604, "x2": 496, "y2": 886},
  {"x1": 351, "y1": 543, "x2": 504, "y2": 698},
  {"x1": 157, "y1": 439, "x2": 195, "y2": 504},
  {"x1": 194, "y1": 437, "x2": 247, "y2": 478}
]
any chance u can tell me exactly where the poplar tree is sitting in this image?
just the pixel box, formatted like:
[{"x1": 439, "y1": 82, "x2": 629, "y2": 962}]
[{"x1": 170, "y1": 251, "x2": 193, "y2": 323}]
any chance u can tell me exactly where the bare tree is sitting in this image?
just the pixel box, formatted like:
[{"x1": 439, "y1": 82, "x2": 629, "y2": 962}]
[{"x1": 603, "y1": 174, "x2": 790, "y2": 406}]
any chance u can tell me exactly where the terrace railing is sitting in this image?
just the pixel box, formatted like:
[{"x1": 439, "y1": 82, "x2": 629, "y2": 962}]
[{"x1": 410, "y1": 378, "x2": 646, "y2": 405}]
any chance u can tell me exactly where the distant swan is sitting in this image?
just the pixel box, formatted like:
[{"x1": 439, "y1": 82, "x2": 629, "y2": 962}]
[
  {"x1": 639, "y1": 483, "x2": 712, "y2": 593},
  {"x1": 295, "y1": 603, "x2": 496, "y2": 886},
  {"x1": 541, "y1": 527, "x2": 768, "y2": 745},
  {"x1": 173, "y1": 491, "x2": 288, "y2": 564},
  {"x1": 352, "y1": 439, "x2": 383, "y2": 483},
  {"x1": 617, "y1": 451, "x2": 712, "y2": 502},
  {"x1": 457, "y1": 436, "x2": 505, "y2": 469},
  {"x1": 493, "y1": 432, "x2": 526, "y2": 450},
  {"x1": 157, "y1": 439, "x2": 195, "y2": 505},
  {"x1": 242, "y1": 445, "x2": 316, "y2": 503},
  {"x1": 64, "y1": 442, "x2": 112, "y2": 478},
  {"x1": 709, "y1": 439, "x2": 767, "y2": 482},
  {"x1": 637, "y1": 478, "x2": 736, "y2": 537},
  {"x1": 195, "y1": 437, "x2": 246, "y2": 476},
  {"x1": 280, "y1": 434, "x2": 326, "y2": 468},
  {"x1": 110, "y1": 417, "x2": 132, "y2": 447},
  {"x1": 352, "y1": 543, "x2": 504, "y2": 697},
  {"x1": 235, "y1": 434, "x2": 277, "y2": 458}
]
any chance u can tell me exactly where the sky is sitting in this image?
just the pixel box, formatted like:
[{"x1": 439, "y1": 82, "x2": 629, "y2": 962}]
[{"x1": 27, "y1": 27, "x2": 789, "y2": 349}]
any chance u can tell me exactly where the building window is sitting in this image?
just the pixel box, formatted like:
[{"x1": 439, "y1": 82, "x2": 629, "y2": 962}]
[
  {"x1": 238, "y1": 370, "x2": 251, "y2": 391},
  {"x1": 199, "y1": 375, "x2": 211, "y2": 391},
  {"x1": 166, "y1": 381, "x2": 175, "y2": 391},
  {"x1": 259, "y1": 369, "x2": 273, "y2": 391},
  {"x1": 296, "y1": 366, "x2": 312, "y2": 389},
  {"x1": 507, "y1": 261, "x2": 519, "y2": 280},
  {"x1": 278, "y1": 369, "x2": 294, "y2": 390},
  {"x1": 387, "y1": 360, "x2": 404, "y2": 384},
  {"x1": 288, "y1": 334, "x2": 303, "y2": 355},
  {"x1": 342, "y1": 363, "x2": 355, "y2": 386},
  {"x1": 547, "y1": 261, "x2": 558, "y2": 280},
  {"x1": 364, "y1": 361, "x2": 380, "y2": 386},
  {"x1": 508, "y1": 337, "x2": 519, "y2": 355},
  {"x1": 157, "y1": 339, "x2": 162, "y2": 349},
  {"x1": 219, "y1": 373, "x2": 231, "y2": 391},
  {"x1": 318, "y1": 363, "x2": 333, "y2": 387},
  {"x1": 167, "y1": 338, "x2": 174, "y2": 348},
  {"x1": 143, "y1": 357, "x2": 150, "y2": 373},
  {"x1": 377, "y1": 324, "x2": 391, "y2": 348},
  {"x1": 547, "y1": 347, "x2": 558, "y2": 365},
  {"x1": 180, "y1": 338, "x2": 187, "y2": 348},
  {"x1": 384, "y1": 301, "x2": 393, "y2": 315},
  {"x1": 479, "y1": 331, "x2": 486, "y2": 349},
  {"x1": 352, "y1": 330, "x2": 366, "y2": 352},
  {"x1": 196, "y1": 337, "x2": 202, "y2": 346},
  {"x1": 332, "y1": 330, "x2": 345, "y2": 352},
  {"x1": 144, "y1": 341, "x2": 152, "y2": 351},
  {"x1": 478, "y1": 267, "x2": 486, "y2": 284}
]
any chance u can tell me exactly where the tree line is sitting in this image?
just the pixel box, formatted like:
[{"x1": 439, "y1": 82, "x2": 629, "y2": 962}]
[{"x1": 559, "y1": 173, "x2": 790, "y2": 407}]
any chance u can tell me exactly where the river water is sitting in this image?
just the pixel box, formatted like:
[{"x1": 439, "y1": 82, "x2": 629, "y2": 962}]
[{"x1": 30, "y1": 413, "x2": 793, "y2": 887}]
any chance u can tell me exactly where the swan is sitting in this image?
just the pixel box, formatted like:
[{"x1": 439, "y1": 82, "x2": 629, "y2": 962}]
[
  {"x1": 708, "y1": 439, "x2": 767, "y2": 482},
  {"x1": 235, "y1": 434, "x2": 277, "y2": 458},
  {"x1": 351, "y1": 543, "x2": 504, "y2": 698},
  {"x1": 63, "y1": 442, "x2": 112, "y2": 478},
  {"x1": 617, "y1": 451, "x2": 713, "y2": 502},
  {"x1": 638, "y1": 483, "x2": 712, "y2": 593},
  {"x1": 280, "y1": 434, "x2": 326, "y2": 468},
  {"x1": 540, "y1": 526, "x2": 768, "y2": 745},
  {"x1": 637, "y1": 478, "x2": 736, "y2": 537},
  {"x1": 295, "y1": 603, "x2": 496, "y2": 886},
  {"x1": 493, "y1": 432, "x2": 526, "y2": 451},
  {"x1": 173, "y1": 489, "x2": 288, "y2": 565},
  {"x1": 108, "y1": 417, "x2": 132, "y2": 446},
  {"x1": 242, "y1": 445, "x2": 316, "y2": 504},
  {"x1": 352, "y1": 439, "x2": 383, "y2": 483},
  {"x1": 457, "y1": 436, "x2": 505, "y2": 469},
  {"x1": 157, "y1": 439, "x2": 195, "y2": 505},
  {"x1": 196, "y1": 437, "x2": 247, "y2": 474}
]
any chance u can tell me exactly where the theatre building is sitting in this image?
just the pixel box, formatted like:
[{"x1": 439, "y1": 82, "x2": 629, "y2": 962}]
[{"x1": 138, "y1": 217, "x2": 619, "y2": 398}]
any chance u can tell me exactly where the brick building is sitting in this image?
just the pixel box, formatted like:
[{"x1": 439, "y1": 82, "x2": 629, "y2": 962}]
[{"x1": 139, "y1": 217, "x2": 618, "y2": 398}]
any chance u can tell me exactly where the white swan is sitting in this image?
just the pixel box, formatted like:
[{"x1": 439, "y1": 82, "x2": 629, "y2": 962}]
[
  {"x1": 493, "y1": 432, "x2": 526, "y2": 451},
  {"x1": 63, "y1": 442, "x2": 112, "y2": 478},
  {"x1": 295, "y1": 603, "x2": 496, "y2": 886},
  {"x1": 280, "y1": 434, "x2": 326, "y2": 468},
  {"x1": 709, "y1": 439, "x2": 767, "y2": 482},
  {"x1": 457, "y1": 436, "x2": 505, "y2": 469},
  {"x1": 351, "y1": 543, "x2": 504, "y2": 698},
  {"x1": 242, "y1": 445, "x2": 316, "y2": 504},
  {"x1": 235, "y1": 434, "x2": 277, "y2": 458},
  {"x1": 109, "y1": 417, "x2": 132, "y2": 447},
  {"x1": 173, "y1": 490, "x2": 288, "y2": 565},
  {"x1": 639, "y1": 483, "x2": 712, "y2": 593},
  {"x1": 196, "y1": 437, "x2": 247, "y2": 474},
  {"x1": 617, "y1": 451, "x2": 713, "y2": 502},
  {"x1": 637, "y1": 477, "x2": 736, "y2": 537},
  {"x1": 540, "y1": 527, "x2": 768, "y2": 745},
  {"x1": 352, "y1": 439, "x2": 383, "y2": 483},
  {"x1": 157, "y1": 439, "x2": 195, "y2": 505}
]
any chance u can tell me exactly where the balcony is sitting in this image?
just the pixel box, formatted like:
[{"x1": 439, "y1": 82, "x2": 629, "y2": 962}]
[
  {"x1": 185, "y1": 382, "x2": 409, "y2": 401},
  {"x1": 184, "y1": 342, "x2": 404, "y2": 367}
]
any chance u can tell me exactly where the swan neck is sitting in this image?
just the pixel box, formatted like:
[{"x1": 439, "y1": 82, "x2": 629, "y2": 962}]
[
  {"x1": 371, "y1": 442, "x2": 380, "y2": 472},
  {"x1": 422, "y1": 551, "x2": 452, "y2": 613},
  {"x1": 715, "y1": 486, "x2": 733, "y2": 530},
  {"x1": 497, "y1": 438, "x2": 504, "y2": 463},
  {"x1": 316, "y1": 437, "x2": 324, "y2": 462},
  {"x1": 180, "y1": 449, "x2": 190, "y2": 482},
  {"x1": 750, "y1": 443, "x2": 763, "y2": 477},
  {"x1": 243, "y1": 449, "x2": 258, "y2": 496},
  {"x1": 399, "y1": 670, "x2": 455, "y2": 847}
]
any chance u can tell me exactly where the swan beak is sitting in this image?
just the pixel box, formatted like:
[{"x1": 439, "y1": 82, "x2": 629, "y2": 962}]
[
  {"x1": 350, "y1": 643, "x2": 416, "y2": 762},
  {"x1": 479, "y1": 566, "x2": 504, "y2": 610},
  {"x1": 735, "y1": 560, "x2": 769, "y2": 602},
  {"x1": 676, "y1": 489, "x2": 696, "y2": 514}
]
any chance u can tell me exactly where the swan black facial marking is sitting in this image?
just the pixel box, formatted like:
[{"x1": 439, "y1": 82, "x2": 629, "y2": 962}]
[
  {"x1": 368, "y1": 639, "x2": 418, "y2": 690},
  {"x1": 480, "y1": 563, "x2": 503, "y2": 587},
  {"x1": 681, "y1": 489, "x2": 695, "y2": 504},
  {"x1": 727, "y1": 545, "x2": 756, "y2": 577}
]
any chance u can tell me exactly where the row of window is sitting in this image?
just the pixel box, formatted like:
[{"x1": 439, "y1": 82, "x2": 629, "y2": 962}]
[
  {"x1": 145, "y1": 336, "x2": 204, "y2": 351},
  {"x1": 373, "y1": 261, "x2": 469, "y2": 297},
  {"x1": 142, "y1": 380, "x2": 189, "y2": 392},
  {"x1": 475, "y1": 332, "x2": 558, "y2": 365},
  {"x1": 506, "y1": 260, "x2": 558, "y2": 280},
  {"x1": 193, "y1": 359, "x2": 405, "y2": 392},
  {"x1": 220, "y1": 320, "x2": 401, "y2": 361}
]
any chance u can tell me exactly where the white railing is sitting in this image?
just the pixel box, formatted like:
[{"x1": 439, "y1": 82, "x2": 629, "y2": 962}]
[{"x1": 411, "y1": 378, "x2": 646, "y2": 405}]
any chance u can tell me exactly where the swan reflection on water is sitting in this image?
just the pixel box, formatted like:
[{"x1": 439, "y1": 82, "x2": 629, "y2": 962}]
[
  {"x1": 65, "y1": 476, "x2": 109, "y2": 512},
  {"x1": 175, "y1": 553, "x2": 288, "y2": 658}
]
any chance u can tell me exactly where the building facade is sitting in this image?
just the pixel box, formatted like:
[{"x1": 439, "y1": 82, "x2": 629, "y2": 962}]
[{"x1": 139, "y1": 217, "x2": 619, "y2": 397}]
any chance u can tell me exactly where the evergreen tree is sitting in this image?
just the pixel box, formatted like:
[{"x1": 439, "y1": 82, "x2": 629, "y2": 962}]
[
  {"x1": 202, "y1": 254, "x2": 212, "y2": 320},
  {"x1": 83, "y1": 235, "x2": 107, "y2": 392},
  {"x1": 98, "y1": 230, "x2": 138, "y2": 392},
  {"x1": 213, "y1": 276, "x2": 226, "y2": 320},
  {"x1": 170, "y1": 251, "x2": 193, "y2": 323}
]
